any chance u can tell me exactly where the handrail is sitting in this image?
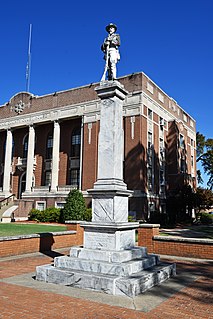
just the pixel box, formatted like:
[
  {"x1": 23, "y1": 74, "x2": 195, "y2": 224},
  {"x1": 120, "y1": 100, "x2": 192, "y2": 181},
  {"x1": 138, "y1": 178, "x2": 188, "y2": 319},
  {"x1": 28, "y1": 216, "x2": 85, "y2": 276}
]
[{"x1": 0, "y1": 194, "x2": 15, "y2": 209}]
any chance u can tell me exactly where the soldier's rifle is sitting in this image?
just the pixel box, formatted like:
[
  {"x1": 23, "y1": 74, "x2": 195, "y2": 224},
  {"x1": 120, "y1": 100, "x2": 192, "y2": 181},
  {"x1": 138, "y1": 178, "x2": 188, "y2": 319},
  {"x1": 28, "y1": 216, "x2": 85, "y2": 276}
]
[{"x1": 101, "y1": 42, "x2": 110, "y2": 82}]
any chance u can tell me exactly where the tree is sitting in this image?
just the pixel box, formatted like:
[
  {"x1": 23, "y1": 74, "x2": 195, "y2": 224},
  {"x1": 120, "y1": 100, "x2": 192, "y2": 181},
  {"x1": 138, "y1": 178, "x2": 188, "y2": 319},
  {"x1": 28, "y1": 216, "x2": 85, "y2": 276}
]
[
  {"x1": 166, "y1": 185, "x2": 196, "y2": 225},
  {"x1": 195, "y1": 187, "x2": 213, "y2": 212},
  {"x1": 60, "y1": 189, "x2": 86, "y2": 222},
  {"x1": 196, "y1": 132, "x2": 213, "y2": 189}
]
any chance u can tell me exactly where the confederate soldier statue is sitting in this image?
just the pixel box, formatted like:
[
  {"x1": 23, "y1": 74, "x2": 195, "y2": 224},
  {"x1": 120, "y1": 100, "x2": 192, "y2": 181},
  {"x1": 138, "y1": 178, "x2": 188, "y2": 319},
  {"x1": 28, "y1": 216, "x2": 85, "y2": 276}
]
[{"x1": 101, "y1": 23, "x2": 120, "y2": 81}]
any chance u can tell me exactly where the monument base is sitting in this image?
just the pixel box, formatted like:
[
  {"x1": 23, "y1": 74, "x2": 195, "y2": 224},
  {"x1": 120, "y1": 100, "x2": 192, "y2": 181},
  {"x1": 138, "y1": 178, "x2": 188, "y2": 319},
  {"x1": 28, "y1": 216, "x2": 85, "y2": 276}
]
[
  {"x1": 36, "y1": 244, "x2": 176, "y2": 297},
  {"x1": 36, "y1": 222, "x2": 176, "y2": 297}
]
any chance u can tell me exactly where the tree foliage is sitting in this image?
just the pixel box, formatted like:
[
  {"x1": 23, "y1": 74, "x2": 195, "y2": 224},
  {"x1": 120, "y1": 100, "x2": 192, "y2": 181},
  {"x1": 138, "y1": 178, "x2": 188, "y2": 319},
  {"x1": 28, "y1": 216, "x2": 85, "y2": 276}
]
[
  {"x1": 167, "y1": 185, "x2": 213, "y2": 225},
  {"x1": 60, "y1": 189, "x2": 87, "y2": 222},
  {"x1": 196, "y1": 132, "x2": 213, "y2": 189},
  {"x1": 195, "y1": 187, "x2": 213, "y2": 212},
  {"x1": 166, "y1": 185, "x2": 196, "y2": 225}
]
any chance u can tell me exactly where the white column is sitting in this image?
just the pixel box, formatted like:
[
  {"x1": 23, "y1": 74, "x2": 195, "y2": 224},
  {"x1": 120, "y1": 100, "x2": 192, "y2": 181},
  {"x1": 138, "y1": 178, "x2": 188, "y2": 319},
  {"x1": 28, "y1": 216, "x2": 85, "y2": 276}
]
[
  {"x1": 79, "y1": 118, "x2": 84, "y2": 190},
  {"x1": 3, "y1": 129, "x2": 13, "y2": 195},
  {"x1": 25, "y1": 125, "x2": 35, "y2": 192},
  {"x1": 51, "y1": 120, "x2": 60, "y2": 192},
  {"x1": 94, "y1": 82, "x2": 127, "y2": 189}
]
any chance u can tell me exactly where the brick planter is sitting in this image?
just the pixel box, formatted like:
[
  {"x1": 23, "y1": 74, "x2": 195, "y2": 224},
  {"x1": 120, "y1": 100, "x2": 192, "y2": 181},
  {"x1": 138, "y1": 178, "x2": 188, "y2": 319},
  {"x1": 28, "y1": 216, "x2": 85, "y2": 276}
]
[
  {"x1": 0, "y1": 221, "x2": 84, "y2": 258},
  {"x1": 138, "y1": 224, "x2": 213, "y2": 259}
]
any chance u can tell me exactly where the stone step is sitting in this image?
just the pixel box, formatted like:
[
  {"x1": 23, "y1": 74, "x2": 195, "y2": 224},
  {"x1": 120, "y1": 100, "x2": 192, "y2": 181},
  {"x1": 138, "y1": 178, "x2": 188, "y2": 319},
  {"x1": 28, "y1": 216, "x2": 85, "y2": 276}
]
[
  {"x1": 115, "y1": 262, "x2": 176, "y2": 297},
  {"x1": 36, "y1": 262, "x2": 176, "y2": 297},
  {"x1": 0, "y1": 202, "x2": 14, "y2": 221},
  {"x1": 1, "y1": 205, "x2": 18, "y2": 223},
  {"x1": 70, "y1": 246, "x2": 148, "y2": 263},
  {"x1": 54, "y1": 254, "x2": 159, "y2": 276}
]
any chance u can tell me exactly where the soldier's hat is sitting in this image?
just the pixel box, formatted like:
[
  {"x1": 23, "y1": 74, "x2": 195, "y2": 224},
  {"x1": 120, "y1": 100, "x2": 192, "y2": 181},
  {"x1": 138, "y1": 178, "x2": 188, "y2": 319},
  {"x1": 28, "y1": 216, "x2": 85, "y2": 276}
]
[{"x1": 106, "y1": 23, "x2": 117, "y2": 32}]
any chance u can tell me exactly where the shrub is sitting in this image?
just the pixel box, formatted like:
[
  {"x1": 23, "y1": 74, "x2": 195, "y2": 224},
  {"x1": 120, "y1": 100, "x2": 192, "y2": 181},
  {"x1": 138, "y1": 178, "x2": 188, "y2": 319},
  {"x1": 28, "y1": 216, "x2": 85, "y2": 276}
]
[
  {"x1": 60, "y1": 189, "x2": 86, "y2": 222},
  {"x1": 43, "y1": 207, "x2": 61, "y2": 223},
  {"x1": 82, "y1": 208, "x2": 92, "y2": 221},
  {"x1": 200, "y1": 212, "x2": 213, "y2": 225},
  {"x1": 28, "y1": 207, "x2": 61, "y2": 223},
  {"x1": 29, "y1": 209, "x2": 43, "y2": 222},
  {"x1": 128, "y1": 215, "x2": 135, "y2": 222}
]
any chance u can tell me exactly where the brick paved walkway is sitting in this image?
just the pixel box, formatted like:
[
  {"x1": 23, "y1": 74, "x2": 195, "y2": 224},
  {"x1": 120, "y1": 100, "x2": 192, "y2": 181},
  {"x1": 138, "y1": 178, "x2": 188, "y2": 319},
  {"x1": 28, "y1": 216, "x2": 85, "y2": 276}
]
[{"x1": 0, "y1": 251, "x2": 212, "y2": 319}]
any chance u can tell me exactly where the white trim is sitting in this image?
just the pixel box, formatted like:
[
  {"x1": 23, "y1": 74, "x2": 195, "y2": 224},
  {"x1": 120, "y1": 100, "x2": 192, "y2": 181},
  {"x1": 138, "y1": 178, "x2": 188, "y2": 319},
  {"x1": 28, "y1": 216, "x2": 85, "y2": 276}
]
[
  {"x1": 79, "y1": 119, "x2": 84, "y2": 190},
  {"x1": 130, "y1": 116, "x2": 135, "y2": 139}
]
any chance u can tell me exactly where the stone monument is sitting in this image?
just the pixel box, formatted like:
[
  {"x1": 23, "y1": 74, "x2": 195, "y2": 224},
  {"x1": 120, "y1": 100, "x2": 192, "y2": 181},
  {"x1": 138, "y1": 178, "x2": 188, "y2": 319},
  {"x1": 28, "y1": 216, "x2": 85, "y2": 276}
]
[{"x1": 36, "y1": 24, "x2": 176, "y2": 297}]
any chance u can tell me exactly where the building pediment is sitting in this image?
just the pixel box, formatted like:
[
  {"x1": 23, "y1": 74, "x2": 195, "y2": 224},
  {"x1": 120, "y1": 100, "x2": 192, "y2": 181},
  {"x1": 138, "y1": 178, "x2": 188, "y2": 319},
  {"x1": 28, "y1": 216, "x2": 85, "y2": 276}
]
[{"x1": 8, "y1": 92, "x2": 34, "y2": 115}]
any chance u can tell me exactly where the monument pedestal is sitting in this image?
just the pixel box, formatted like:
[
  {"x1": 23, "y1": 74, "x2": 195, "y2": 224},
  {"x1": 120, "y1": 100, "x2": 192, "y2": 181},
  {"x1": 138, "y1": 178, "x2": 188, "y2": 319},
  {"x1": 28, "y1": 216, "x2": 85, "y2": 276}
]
[{"x1": 36, "y1": 80, "x2": 176, "y2": 297}]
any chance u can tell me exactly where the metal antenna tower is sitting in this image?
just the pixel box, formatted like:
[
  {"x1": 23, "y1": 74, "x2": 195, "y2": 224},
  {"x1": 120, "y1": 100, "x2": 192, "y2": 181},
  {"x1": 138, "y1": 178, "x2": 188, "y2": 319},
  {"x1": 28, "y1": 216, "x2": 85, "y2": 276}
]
[{"x1": 26, "y1": 24, "x2": 32, "y2": 92}]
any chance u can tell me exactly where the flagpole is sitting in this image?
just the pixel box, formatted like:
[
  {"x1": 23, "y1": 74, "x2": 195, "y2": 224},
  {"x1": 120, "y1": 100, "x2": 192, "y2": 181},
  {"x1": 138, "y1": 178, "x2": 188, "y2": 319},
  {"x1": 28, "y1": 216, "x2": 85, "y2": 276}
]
[{"x1": 26, "y1": 24, "x2": 32, "y2": 92}]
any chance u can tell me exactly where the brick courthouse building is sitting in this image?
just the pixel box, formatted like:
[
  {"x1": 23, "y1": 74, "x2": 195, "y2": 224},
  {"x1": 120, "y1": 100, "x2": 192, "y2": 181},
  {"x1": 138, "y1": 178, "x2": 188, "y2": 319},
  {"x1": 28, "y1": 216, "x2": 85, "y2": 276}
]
[{"x1": 0, "y1": 72, "x2": 196, "y2": 220}]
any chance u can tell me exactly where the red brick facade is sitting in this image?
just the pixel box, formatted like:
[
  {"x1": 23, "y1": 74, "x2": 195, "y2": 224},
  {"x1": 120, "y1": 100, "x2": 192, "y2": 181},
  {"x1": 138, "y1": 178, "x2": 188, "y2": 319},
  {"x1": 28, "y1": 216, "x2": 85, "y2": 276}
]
[{"x1": 0, "y1": 72, "x2": 196, "y2": 220}]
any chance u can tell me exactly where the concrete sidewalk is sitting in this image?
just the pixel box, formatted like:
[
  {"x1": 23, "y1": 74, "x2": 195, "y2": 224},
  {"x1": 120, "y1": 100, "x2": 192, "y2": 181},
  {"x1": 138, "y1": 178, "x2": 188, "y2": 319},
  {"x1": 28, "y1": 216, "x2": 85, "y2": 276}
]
[{"x1": 0, "y1": 249, "x2": 212, "y2": 319}]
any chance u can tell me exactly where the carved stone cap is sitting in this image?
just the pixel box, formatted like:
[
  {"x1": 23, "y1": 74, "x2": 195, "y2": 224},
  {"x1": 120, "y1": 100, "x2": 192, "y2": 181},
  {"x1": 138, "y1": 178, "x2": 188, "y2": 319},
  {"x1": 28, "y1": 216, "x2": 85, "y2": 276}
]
[
  {"x1": 139, "y1": 224, "x2": 160, "y2": 228},
  {"x1": 81, "y1": 221, "x2": 139, "y2": 232},
  {"x1": 95, "y1": 80, "x2": 128, "y2": 100}
]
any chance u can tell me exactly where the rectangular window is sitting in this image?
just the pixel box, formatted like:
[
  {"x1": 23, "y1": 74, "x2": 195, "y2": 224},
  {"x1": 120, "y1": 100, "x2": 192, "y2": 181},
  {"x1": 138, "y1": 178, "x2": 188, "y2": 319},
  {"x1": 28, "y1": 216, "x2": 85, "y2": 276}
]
[
  {"x1": 147, "y1": 132, "x2": 153, "y2": 192},
  {"x1": 36, "y1": 201, "x2": 46, "y2": 211},
  {"x1": 159, "y1": 117, "x2": 164, "y2": 128},
  {"x1": 70, "y1": 169, "x2": 80, "y2": 188},
  {"x1": 147, "y1": 167, "x2": 153, "y2": 191},
  {"x1": 180, "y1": 134, "x2": 184, "y2": 149},
  {"x1": 147, "y1": 82, "x2": 154, "y2": 94},
  {"x1": 45, "y1": 171, "x2": 51, "y2": 186},
  {"x1": 72, "y1": 134, "x2": 81, "y2": 145},
  {"x1": 148, "y1": 109, "x2": 152, "y2": 120},
  {"x1": 183, "y1": 113, "x2": 187, "y2": 122},
  {"x1": 55, "y1": 202, "x2": 66, "y2": 209},
  {"x1": 147, "y1": 132, "x2": 153, "y2": 162},
  {"x1": 191, "y1": 155, "x2": 194, "y2": 167},
  {"x1": 148, "y1": 132, "x2": 152, "y2": 146},
  {"x1": 158, "y1": 92, "x2": 164, "y2": 103},
  {"x1": 180, "y1": 157, "x2": 186, "y2": 173},
  {"x1": 47, "y1": 138, "x2": 53, "y2": 148},
  {"x1": 159, "y1": 138, "x2": 164, "y2": 162}
]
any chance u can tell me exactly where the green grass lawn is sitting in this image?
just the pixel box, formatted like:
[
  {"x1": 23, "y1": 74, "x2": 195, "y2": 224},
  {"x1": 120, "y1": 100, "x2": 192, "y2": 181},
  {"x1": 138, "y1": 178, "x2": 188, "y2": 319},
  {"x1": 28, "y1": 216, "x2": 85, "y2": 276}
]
[{"x1": 0, "y1": 223, "x2": 67, "y2": 237}]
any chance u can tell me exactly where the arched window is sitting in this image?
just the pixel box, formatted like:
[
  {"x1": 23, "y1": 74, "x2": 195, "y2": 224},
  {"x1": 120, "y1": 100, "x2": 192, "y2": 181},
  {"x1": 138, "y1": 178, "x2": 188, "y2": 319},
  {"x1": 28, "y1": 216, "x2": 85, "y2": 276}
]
[
  {"x1": 46, "y1": 133, "x2": 53, "y2": 159},
  {"x1": 23, "y1": 134, "x2": 28, "y2": 158}
]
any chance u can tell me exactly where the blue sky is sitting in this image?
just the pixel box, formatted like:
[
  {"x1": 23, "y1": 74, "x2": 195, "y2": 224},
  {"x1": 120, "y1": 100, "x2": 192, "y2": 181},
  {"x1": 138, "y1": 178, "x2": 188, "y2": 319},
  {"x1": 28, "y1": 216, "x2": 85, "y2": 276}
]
[{"x1": 0, "y1": 0, "x2": 212, "y2": 185}]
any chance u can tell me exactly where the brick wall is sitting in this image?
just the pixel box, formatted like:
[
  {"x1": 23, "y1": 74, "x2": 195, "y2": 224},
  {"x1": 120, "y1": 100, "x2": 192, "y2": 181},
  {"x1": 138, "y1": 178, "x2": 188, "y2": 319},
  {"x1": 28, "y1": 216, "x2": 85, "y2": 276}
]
[
  {"x1": 138, "y1": 224, "x2": 213, "y2": 260},
  {"x1": 0, "y1": 223, "x2": 83, "y2": 257},
  {"x1": 138, "y1": 224, "x2": 160, "y2": 252}
]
